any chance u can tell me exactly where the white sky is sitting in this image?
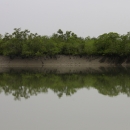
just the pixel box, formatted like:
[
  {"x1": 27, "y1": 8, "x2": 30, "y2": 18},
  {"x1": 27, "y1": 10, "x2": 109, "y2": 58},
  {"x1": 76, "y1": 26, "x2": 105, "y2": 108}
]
[{"x1": 0, "y1": 0, "x2": 130, "y2": 37}]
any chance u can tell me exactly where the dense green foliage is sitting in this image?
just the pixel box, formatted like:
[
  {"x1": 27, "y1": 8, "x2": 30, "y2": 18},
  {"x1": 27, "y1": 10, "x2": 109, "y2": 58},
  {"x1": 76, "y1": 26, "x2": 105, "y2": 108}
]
[
  {"x1": 0, "y1": 68, "x2": 130, "y2": 100},
  {"x1": 1, "y1": 28, "x2": 130, "y2": 58}
]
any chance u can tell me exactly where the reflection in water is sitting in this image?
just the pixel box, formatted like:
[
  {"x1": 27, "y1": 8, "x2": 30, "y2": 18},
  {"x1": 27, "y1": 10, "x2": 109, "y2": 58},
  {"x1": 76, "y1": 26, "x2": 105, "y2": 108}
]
[{"x1": 0, "y1": 67, "x2": 130, "y2": 100}]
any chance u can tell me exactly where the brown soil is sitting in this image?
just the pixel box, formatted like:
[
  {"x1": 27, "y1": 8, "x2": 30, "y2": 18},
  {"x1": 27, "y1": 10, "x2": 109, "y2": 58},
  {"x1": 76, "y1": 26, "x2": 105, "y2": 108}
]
[
  {"x1": 0, "y1": 55, "x2": 130, "y2": 73},
  {"x1": 0, "y1": 55, "x2": 130, "y2": 67}
]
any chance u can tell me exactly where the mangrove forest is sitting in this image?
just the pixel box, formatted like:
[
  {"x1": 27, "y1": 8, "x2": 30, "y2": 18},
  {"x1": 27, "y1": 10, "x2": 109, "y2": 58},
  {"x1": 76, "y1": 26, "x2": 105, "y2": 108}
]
[{"x1": 0, "y1": 28, "x2": 130, "y2": 58}]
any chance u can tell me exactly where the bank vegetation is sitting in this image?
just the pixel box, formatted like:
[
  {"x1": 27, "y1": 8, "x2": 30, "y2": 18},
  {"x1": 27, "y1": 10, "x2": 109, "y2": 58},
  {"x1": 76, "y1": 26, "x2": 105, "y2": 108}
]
[{"x1": 0, "y1": 28, "x2": 130, "y2": 58}]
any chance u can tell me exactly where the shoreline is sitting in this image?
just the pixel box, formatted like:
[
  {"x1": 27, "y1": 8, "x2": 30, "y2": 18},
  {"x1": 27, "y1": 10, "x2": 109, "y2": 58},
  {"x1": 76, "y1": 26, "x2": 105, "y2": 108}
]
[
  {"x1": 0, "y1": 55, "x2": 130, "y2": 73},
  {"x1": 0, "y1": 55, "x2": 130, "y2": 67},
  {"x1": 0, "y1": 66, "x2": 129, "y2": 74}
]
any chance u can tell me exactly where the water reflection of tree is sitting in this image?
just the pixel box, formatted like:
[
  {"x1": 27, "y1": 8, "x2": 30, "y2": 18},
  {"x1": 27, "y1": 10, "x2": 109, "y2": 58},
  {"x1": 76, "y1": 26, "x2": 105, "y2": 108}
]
[{"x1": 0, "y1": 71, "x2": 130, "y2": 100}]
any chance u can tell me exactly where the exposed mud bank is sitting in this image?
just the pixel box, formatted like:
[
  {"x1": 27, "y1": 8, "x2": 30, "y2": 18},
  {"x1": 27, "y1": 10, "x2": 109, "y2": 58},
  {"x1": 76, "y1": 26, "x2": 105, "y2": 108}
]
[
  {"x1": 0, "y1": 55, "x2": 130, "y2": 73},
  {"x1": 0, "y1": 55, "x2": 130, "y2": 67}
]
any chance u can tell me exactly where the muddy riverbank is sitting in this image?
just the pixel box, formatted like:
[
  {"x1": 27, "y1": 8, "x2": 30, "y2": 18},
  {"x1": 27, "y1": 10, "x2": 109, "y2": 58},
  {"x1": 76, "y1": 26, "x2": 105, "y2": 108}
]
[{"x1": 0, "y1": 55, "x2": 130, "y2": 67}]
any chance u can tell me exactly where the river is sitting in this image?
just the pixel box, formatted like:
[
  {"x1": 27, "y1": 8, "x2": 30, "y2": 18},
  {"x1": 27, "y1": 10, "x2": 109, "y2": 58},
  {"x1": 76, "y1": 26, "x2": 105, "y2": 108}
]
[{"x1": 0, "y1": 66, "x2": 130, "y2": 130}]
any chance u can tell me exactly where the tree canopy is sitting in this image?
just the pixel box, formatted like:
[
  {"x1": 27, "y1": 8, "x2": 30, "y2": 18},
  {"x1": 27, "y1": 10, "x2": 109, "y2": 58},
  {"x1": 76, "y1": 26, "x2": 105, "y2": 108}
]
[{"x1": 0, "y1": 28, "x2": 130, "y2": 58}]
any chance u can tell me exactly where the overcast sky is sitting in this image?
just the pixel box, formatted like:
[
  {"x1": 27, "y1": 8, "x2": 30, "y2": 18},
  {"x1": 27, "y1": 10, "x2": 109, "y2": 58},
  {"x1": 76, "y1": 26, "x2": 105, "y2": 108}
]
[{"x1": 0, "y1": 0, "x2": 130, "y2": 37}]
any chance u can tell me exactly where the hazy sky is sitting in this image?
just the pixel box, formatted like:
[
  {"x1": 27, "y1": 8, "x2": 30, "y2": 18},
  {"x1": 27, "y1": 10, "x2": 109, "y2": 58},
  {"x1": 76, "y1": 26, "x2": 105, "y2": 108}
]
[{"x1": 1, "y1": 0, "x2": 130, "y2": 37}]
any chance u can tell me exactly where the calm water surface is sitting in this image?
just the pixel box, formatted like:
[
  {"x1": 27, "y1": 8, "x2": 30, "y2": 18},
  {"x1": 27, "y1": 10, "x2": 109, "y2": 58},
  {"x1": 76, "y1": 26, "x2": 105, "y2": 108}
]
[{"x1": 0, "y1": 67, "x2": 130, "y2": 130}]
